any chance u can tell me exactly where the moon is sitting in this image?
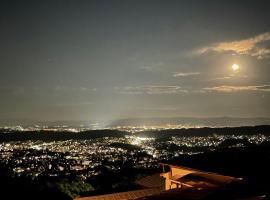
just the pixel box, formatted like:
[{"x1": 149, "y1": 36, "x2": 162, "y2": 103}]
[{"x1": 232, "y1": 64, "x2": 239, "y2": 71}]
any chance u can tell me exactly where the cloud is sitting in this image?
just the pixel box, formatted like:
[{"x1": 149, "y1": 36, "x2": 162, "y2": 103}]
[
  {"x1": 212, "y1": 74, "x2": 248, "y2": 81},
  {"x1": 139, "y1": 62, "x2": 164, "y2": 72},
  {"x1": 54, "y1": 86, "x2": 97, "y2": 92},
  {"x1": 203, "y1": 84, "x2": 270, "y2": 93},
  {"x1": 196, "y1": 32, "x2": 270, "y2": 59},
  {"x1": 114, "y1": 85, "x2": 188, "y2": 95},
  {"x1": 213, "y1": 76, "x2": 232, "y2": 80},
  {"x1": 139, "y1": 65, "x2": 153, "y2": 72},
  {"x1": 173, "y1": 72, "x2": 200, "y2": 77}
]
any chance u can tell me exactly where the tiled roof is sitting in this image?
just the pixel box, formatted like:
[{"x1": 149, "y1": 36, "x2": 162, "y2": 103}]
[
  {"x1": 75, "y1": 188, "x2": 162, "y2": 200},
  {"x1": 138, "y1": 187, "x2": 216, "y2": 200},
  {"x1": 135, "y1": 173, "x2": 165, "y2": 189}
]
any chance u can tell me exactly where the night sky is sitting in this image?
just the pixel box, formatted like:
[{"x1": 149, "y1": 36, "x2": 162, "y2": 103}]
[{"x1": 1, "y1": 0, "x2": 270, "y2": 121}]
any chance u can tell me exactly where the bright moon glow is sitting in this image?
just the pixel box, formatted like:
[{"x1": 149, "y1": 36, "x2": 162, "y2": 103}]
[{"x1": 232, "y1": 64, "x2": 239, "y2": 71}]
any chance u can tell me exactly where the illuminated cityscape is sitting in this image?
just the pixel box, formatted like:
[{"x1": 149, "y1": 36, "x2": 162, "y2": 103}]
[
  {"x1": 0, "y1": 124, "x2": 205, "y2": 133},
  {"x1": 1, "y1": 131, "x2": 269, "y2": 179}
]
